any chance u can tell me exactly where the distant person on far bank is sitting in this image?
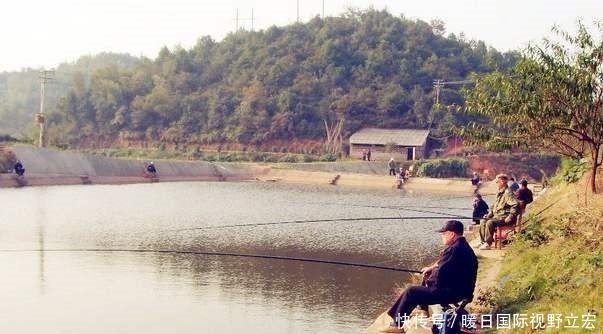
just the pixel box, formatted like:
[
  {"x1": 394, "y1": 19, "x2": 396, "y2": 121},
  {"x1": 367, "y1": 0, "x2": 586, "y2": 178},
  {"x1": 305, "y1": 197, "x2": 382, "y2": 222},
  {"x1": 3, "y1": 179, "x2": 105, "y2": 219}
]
[
  {"x1": 366, "y1": 149, "x2": 371, "y2": 161},
  {"x1": 515, "y1": 179, "x2": 533, "y2": 215},
  {"x1": 146, "y1": 162, "x2": 158, "y2": 178},
  {"x1": 478, "y1": 173, "x2": 519, "y2": 250},
  {"x1": 472, "y1": 193, "x2": 489, "y2": 225},
  {"x1": 470, "y1": 172, "x2": 481, "y2": 193},
  {"x1": 395, "y1": 171, "x2": 405, "y2": 189},
  {"x1": 388, "y1": 157, "x2": 397, "y2": 176},
  {"x1": 14, "y1": 160, "x2": 25, "y2": 177}
]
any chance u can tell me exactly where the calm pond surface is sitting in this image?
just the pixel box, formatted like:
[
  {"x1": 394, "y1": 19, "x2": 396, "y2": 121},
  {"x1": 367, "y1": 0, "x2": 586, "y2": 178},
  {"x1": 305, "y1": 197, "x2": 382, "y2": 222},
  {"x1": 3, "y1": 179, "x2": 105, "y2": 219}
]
[{"x1": 0, "y1": 181, "x2": 475, "y2": 334}]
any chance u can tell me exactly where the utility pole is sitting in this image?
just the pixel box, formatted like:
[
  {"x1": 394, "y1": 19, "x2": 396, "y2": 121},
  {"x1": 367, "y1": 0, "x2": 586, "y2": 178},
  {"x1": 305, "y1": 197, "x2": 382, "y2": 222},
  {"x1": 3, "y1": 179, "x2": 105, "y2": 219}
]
[
  {"x1": 432, "y1": 79, "x2": 443, "y2": 106},
  {"x1": 322, "y1": 0, "x2": 325, "y2": 18},
  {"x1": 234, "y1": 8, "x2": 254, "y2": 32},
  {"x1": 37, "y1": 69, "x2": 54, "y2": 148},
  {"x1": 432, "y1": 78, "x2": 474, "y2": 156}
]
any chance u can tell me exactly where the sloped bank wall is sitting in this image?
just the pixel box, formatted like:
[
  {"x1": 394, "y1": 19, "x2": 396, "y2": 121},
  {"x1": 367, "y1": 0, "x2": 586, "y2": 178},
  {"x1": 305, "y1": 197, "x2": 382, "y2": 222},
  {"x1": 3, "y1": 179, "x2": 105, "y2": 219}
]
[{"x1": 1, "y1": 145, "x2": 256, "y2": 187}]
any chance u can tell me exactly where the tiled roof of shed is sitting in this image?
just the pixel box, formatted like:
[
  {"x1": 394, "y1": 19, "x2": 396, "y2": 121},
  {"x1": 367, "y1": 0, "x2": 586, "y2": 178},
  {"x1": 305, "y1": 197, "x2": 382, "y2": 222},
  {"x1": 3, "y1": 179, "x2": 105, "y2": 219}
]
[{"x1": 349, "y1": 128, "x2": 429, "y2": 146}]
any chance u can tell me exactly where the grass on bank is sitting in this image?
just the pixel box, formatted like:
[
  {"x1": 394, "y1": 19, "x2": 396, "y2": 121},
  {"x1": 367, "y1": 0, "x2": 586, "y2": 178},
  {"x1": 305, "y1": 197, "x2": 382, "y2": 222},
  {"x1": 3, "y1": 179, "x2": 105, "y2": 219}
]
[
  {"x1": 485, "y1": 173, "x2": 603, "y2": 333},
  {"x1": 82, "y1": 147, "x2": 339, "y2": 163}
]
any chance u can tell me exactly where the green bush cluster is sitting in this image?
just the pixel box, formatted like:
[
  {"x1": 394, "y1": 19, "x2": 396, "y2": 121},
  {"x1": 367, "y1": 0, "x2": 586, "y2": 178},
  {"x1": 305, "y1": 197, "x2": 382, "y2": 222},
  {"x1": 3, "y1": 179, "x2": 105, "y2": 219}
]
[
  {"x1": 87, "y1": 147, "x2": 324, "y2": 164},
  {"x1": 279, "y1": 154, "x2": 299, "y2": 163},
  {"x1": 555, "y1": 157, "x2": 590, "y2": 184},
  {"x1": 318, "y1": 153, "x2": 338, "y2": 162},
  {"x1": 494, "y1": 203, "x2": 603, "y2": 333},
  {"x1": 516, "y1": 219, "x2": 550, "y2": 247},
  {"x1": 413, "y1": 158, "x2": 469, "y2": 178},
  {"x1": 0, "y1": 149, "x2": 16, "y2": 173}
]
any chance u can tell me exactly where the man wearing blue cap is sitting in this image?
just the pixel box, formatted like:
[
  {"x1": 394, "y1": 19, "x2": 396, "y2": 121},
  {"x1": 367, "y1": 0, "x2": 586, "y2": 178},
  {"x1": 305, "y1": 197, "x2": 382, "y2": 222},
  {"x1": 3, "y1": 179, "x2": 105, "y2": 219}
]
[{"x1": 383, "y1": 220, "x2": 478, "y2": 333}]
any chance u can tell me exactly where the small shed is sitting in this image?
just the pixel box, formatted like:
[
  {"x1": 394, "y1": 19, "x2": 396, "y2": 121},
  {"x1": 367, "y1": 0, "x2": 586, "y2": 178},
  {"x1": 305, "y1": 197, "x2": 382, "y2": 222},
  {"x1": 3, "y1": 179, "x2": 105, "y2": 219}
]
[{"x1": 349, "y1": 128, "x2": 430, "y2": 161}]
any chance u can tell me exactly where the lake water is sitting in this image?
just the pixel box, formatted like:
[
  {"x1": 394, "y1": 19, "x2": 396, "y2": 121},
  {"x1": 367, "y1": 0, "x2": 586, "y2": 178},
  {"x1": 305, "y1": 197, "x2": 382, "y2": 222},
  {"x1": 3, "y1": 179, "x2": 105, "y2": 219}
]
[{"x1": 0, "y1": 181, "x2": 474, "y2": 334}]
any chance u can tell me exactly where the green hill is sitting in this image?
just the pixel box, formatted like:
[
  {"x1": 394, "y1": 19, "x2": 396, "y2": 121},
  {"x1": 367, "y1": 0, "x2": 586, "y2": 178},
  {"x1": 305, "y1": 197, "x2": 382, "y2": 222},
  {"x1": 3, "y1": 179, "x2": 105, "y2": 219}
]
[{"x1": 1, "y1": 8, "x2": 517, "y2": 154}]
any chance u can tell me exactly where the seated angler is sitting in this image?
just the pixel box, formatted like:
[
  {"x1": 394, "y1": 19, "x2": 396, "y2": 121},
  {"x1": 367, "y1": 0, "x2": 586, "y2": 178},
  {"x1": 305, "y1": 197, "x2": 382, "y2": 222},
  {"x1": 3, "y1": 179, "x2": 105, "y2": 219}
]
[
  {"x1": 472, "y1": 193, "x2": 489, "y2": 225},
  {"x1": 146, "y1": 161, "x2": 158, "y2": 178},
  {"x1": 478, "y1": 173, "x2": 519, "y2": 250},
  {"x1": 14, "y1": 160, "x2": 25, "y2": 176},
  {"x1": 383, "y1": 220, "x2": 478, "y2": 333}
]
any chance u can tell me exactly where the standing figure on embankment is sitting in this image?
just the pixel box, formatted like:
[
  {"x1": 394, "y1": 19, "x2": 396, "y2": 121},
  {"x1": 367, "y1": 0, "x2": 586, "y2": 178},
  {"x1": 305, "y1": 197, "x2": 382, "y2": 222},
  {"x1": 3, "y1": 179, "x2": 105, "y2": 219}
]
[
  {"x1": 470, "y1": 172, "x2": 481, "y2": 193},
  {"x1": 388, "y1": 158, "x2": 397, "y2": 176}
]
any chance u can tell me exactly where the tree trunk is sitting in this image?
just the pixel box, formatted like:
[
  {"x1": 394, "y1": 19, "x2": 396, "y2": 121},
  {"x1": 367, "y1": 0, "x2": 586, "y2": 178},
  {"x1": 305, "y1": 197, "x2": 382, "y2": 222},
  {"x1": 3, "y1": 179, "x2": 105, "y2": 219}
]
[{"x1": 590, "y1": 145, "x2": 601, "y2": 193}]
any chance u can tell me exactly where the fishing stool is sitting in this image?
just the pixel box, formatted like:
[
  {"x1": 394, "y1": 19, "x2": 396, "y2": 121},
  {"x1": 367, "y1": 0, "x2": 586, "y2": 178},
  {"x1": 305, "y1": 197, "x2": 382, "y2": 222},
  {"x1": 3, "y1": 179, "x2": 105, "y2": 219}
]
[
  {"x1": 494, "y1": 225, "x2": 515, "y2": 249},
  {"x1": 494, "y1": 214, "x2": 524, "y2": 249}
]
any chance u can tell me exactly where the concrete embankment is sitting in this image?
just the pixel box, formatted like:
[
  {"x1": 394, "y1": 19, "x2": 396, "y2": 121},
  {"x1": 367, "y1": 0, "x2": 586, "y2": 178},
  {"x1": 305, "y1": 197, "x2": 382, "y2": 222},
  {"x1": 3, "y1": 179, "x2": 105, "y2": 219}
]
[
  {"x1": 0, "y1": 145, "x2": 262, "y2": 188},
  {"x1": 1, "y1": 145, "x2": 498, "y2": 194}
]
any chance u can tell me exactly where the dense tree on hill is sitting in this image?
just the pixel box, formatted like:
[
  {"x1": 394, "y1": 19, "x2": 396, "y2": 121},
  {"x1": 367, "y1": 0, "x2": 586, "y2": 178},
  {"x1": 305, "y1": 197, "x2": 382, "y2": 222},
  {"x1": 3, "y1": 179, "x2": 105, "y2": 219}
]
[
  {"x1": 1, "y1": 9, "x2": 517, "y2": 153},
  {"x1": 461, "y1": 21, "x2": 603, "y2": 193},
  {"x1": 0, "y1": 53, "x2": 141, "y2": 137}
]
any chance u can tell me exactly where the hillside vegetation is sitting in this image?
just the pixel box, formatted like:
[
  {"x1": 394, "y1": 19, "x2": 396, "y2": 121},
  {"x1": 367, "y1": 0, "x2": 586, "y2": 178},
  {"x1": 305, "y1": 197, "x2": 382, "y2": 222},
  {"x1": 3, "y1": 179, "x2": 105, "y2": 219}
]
[
  {"x1": 0, "y1": 8, "x2": 516, "y2": 153},
  {"x1": 483, "y1": 168, "x2": 603, "y2": 333}
]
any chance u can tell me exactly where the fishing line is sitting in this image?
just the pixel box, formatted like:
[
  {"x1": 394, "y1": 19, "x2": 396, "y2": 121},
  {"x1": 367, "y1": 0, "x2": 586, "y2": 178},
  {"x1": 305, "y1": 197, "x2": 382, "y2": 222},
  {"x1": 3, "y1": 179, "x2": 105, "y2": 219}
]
[
  {"x1": 300, "y1": 202, "x2": 475, "y2": 222},
  {"x1": 173, "y1": 215, "x2": 473, "y2": 232},
  {"x1": 0, "y1": 248, "x2": 423, "y2": 274}
]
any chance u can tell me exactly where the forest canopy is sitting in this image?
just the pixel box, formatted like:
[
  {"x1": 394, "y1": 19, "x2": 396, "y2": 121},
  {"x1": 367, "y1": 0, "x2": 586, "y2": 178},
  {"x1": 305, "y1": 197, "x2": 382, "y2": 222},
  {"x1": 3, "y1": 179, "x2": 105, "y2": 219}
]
[{"x1": 0, "y1": 9, "x2": 517, "y2": 154}]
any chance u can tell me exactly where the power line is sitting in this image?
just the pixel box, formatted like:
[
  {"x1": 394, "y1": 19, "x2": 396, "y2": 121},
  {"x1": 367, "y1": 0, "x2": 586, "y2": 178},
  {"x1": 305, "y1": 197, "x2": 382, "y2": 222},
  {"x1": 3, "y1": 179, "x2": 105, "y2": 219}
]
[
  {"x1": 432, "y1": 79, "x2": 475, "y2": 106},
  {"x1": 234, "y1": 8, "x2": 254, "y2": 32}
]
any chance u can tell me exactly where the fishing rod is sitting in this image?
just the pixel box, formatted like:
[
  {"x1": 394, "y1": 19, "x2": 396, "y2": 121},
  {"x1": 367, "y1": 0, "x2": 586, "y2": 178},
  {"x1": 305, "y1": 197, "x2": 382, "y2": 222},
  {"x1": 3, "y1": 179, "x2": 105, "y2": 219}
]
[
  {"x1": 173, "y1": 214, "x2": 473, "y2": 232},
  {"x1": 338, "y1": 202, "x2": 466, "y2": 212},
  {"x1": 308, "y1": 201, "x2": 484, "y2": 216},
  {"x1": 518, "y1": 196, "x2": 565, "y2": 228},
  {"x1": 298, "y1": 202, "x2": 476, "y2": 222},
  {"x1": 432, "y1": 192, "x2": 497, "y2": 201},
  {"x1": 0, "y1": 248, "x2": 423, "y2": 274}
]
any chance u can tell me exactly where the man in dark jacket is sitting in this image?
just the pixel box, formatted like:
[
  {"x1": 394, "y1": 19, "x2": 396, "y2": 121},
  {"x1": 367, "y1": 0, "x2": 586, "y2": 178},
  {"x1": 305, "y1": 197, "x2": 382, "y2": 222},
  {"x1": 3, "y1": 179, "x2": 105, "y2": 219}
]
[
  {"x1": 14, "y1": 160, "x2": 25, "y2": 176},
  {"x1": 472, "y1": 193, "x2": 489, "y2": 225},
  {"x1": 514, "y1": 179, "x2": 533, "y2": 215},
  {"x1": 384, "y1": 220, "x2": 478, "y2": 332}
]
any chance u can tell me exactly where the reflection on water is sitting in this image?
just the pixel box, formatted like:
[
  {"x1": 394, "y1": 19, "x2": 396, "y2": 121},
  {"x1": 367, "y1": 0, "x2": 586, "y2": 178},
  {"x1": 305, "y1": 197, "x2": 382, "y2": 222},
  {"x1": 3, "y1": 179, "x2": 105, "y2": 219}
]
[{"x1": 0, "y1": 181, "x2": 474, "y2": 334}]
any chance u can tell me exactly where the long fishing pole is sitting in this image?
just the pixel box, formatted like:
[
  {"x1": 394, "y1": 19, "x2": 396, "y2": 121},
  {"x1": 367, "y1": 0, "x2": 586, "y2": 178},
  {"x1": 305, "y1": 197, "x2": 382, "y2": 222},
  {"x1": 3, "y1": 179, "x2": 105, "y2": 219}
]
[
  {"x1": 173, "y1": 214, "x2": 473, "y2": 232},
  {"x1": 0, "y1": 248, "x2": 423, "y2": 274},
  {"x1": 306, "y1": 202, "x2": 483, "y2": 217},
  {"x1": 519, "y1": 196, "x2": 565, "y2": 228}
]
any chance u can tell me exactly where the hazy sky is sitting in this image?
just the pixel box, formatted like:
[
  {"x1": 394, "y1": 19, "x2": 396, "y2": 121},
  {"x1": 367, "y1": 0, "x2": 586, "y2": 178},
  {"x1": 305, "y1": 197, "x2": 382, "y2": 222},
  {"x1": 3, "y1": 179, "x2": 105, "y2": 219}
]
[{"x1": 1, "y1": 0, "x2": 600, "y2": 72}]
